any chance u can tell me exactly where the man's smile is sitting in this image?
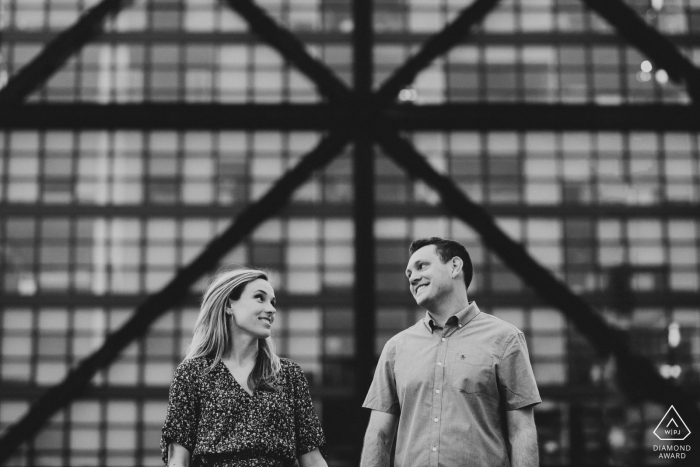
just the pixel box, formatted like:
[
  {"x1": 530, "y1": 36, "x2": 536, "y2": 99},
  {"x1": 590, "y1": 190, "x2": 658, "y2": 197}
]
[{"x1": 414, "y1": 283, "x2": 429, "y2": 295}]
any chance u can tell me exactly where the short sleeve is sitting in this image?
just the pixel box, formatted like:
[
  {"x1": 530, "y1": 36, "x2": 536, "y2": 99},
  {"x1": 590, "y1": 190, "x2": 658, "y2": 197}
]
[
  {"x1": 160, "y1": 361, "x2": 200, "y2": 465},
  {"x1": 290, "y1": 363, "x2": 327, "y2": 458},
  {"x1": 362, "y1": 338, "x2": 399, "y2": 415},
  {"x1": 497, "y1": 333, "x2": 542, "y2": 410}
]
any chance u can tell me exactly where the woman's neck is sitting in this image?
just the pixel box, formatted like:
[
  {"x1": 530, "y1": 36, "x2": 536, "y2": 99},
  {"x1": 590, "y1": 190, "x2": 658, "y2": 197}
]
[{"x1": 224, "y1": 332, "x2": 259, "y2": 366}]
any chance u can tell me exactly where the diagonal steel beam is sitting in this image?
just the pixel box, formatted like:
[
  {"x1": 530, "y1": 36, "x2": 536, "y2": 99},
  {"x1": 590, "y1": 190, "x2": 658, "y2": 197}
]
[
  {"x1": 221, "y1": 0, "x2": 352, "y2": 103},
  {"x1": 0, "y1": 131, "x2": 350, "y2": 462},
  {"x1": 373, "y1": 126, "x2": 700, "y2": 446},
  {"x1": 375, "y1": 128, "x2": 616, "y2": 355},
  {"x1": 582, "y1": 0, "x2": 700, "y2": 105},
  {"x1": 374, "y1": 0, "x2": 501, "y2": 105},
  {"x1": 0, "y1": 0, "x2": 130, "y2": 106}
]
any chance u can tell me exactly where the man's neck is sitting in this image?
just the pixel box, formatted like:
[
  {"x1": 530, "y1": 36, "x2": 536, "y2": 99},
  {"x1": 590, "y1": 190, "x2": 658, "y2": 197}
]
[{"x1": 427, "y1": 296, "x2": 470, "y2": 327}]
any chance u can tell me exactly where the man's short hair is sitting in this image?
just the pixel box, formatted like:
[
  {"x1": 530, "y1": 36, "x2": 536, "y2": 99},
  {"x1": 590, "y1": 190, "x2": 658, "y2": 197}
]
[{"x1": 409, "y1": 237, "x2": 473, "y2": 290}]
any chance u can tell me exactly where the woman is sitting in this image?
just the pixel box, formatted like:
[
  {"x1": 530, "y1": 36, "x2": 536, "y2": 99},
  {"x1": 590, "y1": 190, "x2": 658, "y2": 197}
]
[{"x1": 161, "y1": 268, "x2": 327, "y2": 467}]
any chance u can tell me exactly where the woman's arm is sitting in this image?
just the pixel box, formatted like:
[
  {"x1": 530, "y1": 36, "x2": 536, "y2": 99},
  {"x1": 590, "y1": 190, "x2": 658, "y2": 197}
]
[
  {"x1": 167, "y1": 441, "x2": 191, "y2": 467},
  {"x1": 162, "y1": 361, "x2": 199, "y2": 467},
  {"x1": 298, "y1": 447, "x2": 327, "y2": 467}
]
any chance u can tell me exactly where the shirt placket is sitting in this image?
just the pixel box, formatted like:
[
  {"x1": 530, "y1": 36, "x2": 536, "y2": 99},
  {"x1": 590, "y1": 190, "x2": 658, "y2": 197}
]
[{"x1": 429, "y1": 328, "x2": 451, "y2": 467}]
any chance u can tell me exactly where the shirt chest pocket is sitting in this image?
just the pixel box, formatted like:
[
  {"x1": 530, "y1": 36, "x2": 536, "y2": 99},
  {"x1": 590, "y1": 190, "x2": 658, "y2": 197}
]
[{"x1": 450, "y1": 352, "x2": 495, "y2": 395}]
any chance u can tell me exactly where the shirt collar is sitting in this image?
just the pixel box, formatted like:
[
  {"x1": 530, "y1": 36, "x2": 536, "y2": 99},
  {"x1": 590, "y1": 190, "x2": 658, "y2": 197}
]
[{"x1": 423, "y1": 301, "x2": 481, "y2": 333}]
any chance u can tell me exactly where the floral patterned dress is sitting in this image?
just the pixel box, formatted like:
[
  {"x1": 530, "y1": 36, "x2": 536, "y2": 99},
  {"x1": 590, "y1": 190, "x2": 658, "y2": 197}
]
[{"x1": 161, "y1": 357, "x2": 326, "y2": 467}]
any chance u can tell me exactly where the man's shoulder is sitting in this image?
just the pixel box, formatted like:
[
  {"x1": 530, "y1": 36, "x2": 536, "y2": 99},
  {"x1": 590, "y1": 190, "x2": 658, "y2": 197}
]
[
  {"x1": 392, "y1": 319, "x2": 428, "y2": 341},
  {"x1": 380, "y1": 320, "x2": 427, "y2": 351},
  {"x1": 474, "y1": 311, "x2": 524, "y2": 337}
]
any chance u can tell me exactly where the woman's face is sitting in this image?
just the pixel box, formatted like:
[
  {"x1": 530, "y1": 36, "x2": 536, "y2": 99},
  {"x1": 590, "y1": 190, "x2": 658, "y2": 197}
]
[{"x1": 228, "y1": 278, "x2": 276, "y2": 339}]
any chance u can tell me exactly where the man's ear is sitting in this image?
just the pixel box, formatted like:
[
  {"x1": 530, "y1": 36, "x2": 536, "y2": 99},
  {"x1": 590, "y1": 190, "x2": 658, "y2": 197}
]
[{"x1": 450, "y1": 257, "x2": 464, "y2": 278}]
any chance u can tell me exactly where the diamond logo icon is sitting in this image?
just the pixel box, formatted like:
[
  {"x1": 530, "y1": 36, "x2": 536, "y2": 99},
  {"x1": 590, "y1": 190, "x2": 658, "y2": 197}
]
[{"x1": 654, "y1": 406, "x2": 691, "y2": 441}]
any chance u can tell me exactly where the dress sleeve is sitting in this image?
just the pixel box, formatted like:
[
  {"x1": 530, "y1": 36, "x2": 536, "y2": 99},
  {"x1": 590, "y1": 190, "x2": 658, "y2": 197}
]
[
  {"x1": 290, "y1": 362, "x2": 327, "y2": 458},
  {"x1": 160, "y1": 360, "x2": 200, "y2": 465}
]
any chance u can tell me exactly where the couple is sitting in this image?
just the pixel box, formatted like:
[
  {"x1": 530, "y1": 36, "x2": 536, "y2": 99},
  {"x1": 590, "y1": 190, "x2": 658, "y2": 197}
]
[{"x1": 161, "y1": 237, "x2": 541, "y2": 467}]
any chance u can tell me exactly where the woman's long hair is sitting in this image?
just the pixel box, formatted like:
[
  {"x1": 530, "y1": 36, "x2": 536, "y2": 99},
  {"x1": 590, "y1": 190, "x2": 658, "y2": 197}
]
[{"x1": 185, "y1": 267, "x2": 281, "y2": 391}]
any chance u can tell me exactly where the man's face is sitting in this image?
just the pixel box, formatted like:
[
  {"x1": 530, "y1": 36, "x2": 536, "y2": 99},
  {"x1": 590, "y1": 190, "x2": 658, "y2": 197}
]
[{"x1": 405, "y1": 245, "x2": 454, "y2": 309}]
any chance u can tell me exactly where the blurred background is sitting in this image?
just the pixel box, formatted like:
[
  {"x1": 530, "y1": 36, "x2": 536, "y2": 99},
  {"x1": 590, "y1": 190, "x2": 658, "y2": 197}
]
[{"x1": 0, "y1": 0, "x2": 699, "y2": 465}]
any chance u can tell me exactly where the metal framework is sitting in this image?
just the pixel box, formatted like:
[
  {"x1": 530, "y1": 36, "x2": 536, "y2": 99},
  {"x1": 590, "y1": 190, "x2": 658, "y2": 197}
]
[
  {"x1": 582, "y1": 0, "x2": 700, "y2": 104},
  {"x1": 3, "y1": 104, "x2": 700, "y2": 130},
  {"x1": 0, "y1": 0, "x2": 129, "y2": 106},
  {"x1": 1, "y1": 0, "x2": 699, "y2": 462}
]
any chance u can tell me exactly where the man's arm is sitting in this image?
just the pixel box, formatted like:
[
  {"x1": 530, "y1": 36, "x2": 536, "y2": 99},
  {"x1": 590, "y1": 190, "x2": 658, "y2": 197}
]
[
  {"x1": 360, "y1": 410, "x2": 398, "y2": 467},
  {"x1": 506, "y1": 405, "x2": 539, "y2": 467}
]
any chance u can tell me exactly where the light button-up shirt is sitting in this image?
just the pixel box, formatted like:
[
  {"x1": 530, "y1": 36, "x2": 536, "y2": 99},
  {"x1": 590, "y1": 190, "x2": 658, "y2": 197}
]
[{"x1": 363, "y1": 302, "x2": 541, "y2": 467}]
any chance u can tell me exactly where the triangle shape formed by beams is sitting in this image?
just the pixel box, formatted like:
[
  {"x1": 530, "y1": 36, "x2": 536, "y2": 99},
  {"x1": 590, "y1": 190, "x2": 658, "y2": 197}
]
[
  {"x1": 1, "y1": 0, "x2": 321, "y2": 104},
  {"x1": 407, "y1": 0, "x2": 690, "y2": 105}
]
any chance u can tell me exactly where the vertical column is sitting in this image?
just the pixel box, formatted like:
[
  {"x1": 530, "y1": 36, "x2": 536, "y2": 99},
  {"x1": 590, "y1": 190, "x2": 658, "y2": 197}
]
[{"x1": 352, "y1": 0, "x2": 375, "y2": 461}]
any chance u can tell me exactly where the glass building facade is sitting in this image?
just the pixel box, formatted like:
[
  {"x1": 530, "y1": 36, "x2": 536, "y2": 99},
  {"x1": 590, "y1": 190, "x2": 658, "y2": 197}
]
[{"x1": 1, "y1": 0, "x2": 699, "y2": 465}]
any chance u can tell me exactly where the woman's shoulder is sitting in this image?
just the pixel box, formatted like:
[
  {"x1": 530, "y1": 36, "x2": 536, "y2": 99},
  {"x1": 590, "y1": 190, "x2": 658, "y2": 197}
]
[
  {"x1": 176, "y1": 356, "x2": 214, "y2": 376},
  {"x1": 279, "y1": 357, "x2": 303, "y2": 373},
  {"x1": 278, "y1": 358, "x2": 310, "y2": 386}
]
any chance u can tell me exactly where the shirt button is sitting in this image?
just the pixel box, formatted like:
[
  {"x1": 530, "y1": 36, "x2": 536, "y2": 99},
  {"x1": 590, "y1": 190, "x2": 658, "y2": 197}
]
[
  {"x1": 458, "y1": 324, "x2": 462, "y2": 328},
  {"x1": 437, "y1": 362, "x2": 442, "y2": 366},
  {"x1": 434, "y1": 417, "x2": 439, "y2": 422},
  {"x1": 432, "y1": 447, "x2": 437, "y2": 452},
  {"x1": 441, "y1": 337, "x2": 446, "y2": 342},
  {"x1": 435, "y1": 389, "x2": 440, "y2": 393}
]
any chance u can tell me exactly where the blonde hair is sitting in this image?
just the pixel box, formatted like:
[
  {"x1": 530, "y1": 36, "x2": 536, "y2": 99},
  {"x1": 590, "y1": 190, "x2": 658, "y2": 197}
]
[{"x1": 185, "y1": 267, "x2": 281, "y2": 391}]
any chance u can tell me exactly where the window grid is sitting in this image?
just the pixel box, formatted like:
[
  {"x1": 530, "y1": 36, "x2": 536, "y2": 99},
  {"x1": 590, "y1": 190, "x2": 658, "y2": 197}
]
[
  {"x1": 4, "y1": 5, "x2": 700, "y2": 103},
  {"x1": 0, "y1": 41, "x2": 319, "y2": 103},
  {"x1": 0, "y1": 216, "x2": 356, "y2": 296},
  {"x1": 2, "y1": 130, "x2": 348, "y2": 206},
  {"x1": 429, "y1": 43, "x2": 690, "y2": 104},
  {"x1": 3, "y1": 1, "x2": 700, "y2": 34}
]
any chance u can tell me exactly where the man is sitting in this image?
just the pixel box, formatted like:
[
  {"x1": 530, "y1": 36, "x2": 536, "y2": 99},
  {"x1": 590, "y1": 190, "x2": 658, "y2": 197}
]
[{"x1": 361, "y1": 237, "x2": 540, "y2": 467}]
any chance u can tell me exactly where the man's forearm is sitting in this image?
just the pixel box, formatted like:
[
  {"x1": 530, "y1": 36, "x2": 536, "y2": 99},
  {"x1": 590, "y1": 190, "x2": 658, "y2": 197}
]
[
  {"x1": 509, "y1": 426, "x2": 539, "y2": 467},
  {"x1": 360, "y1": 429, "x2": 393, "y2": 467}
]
